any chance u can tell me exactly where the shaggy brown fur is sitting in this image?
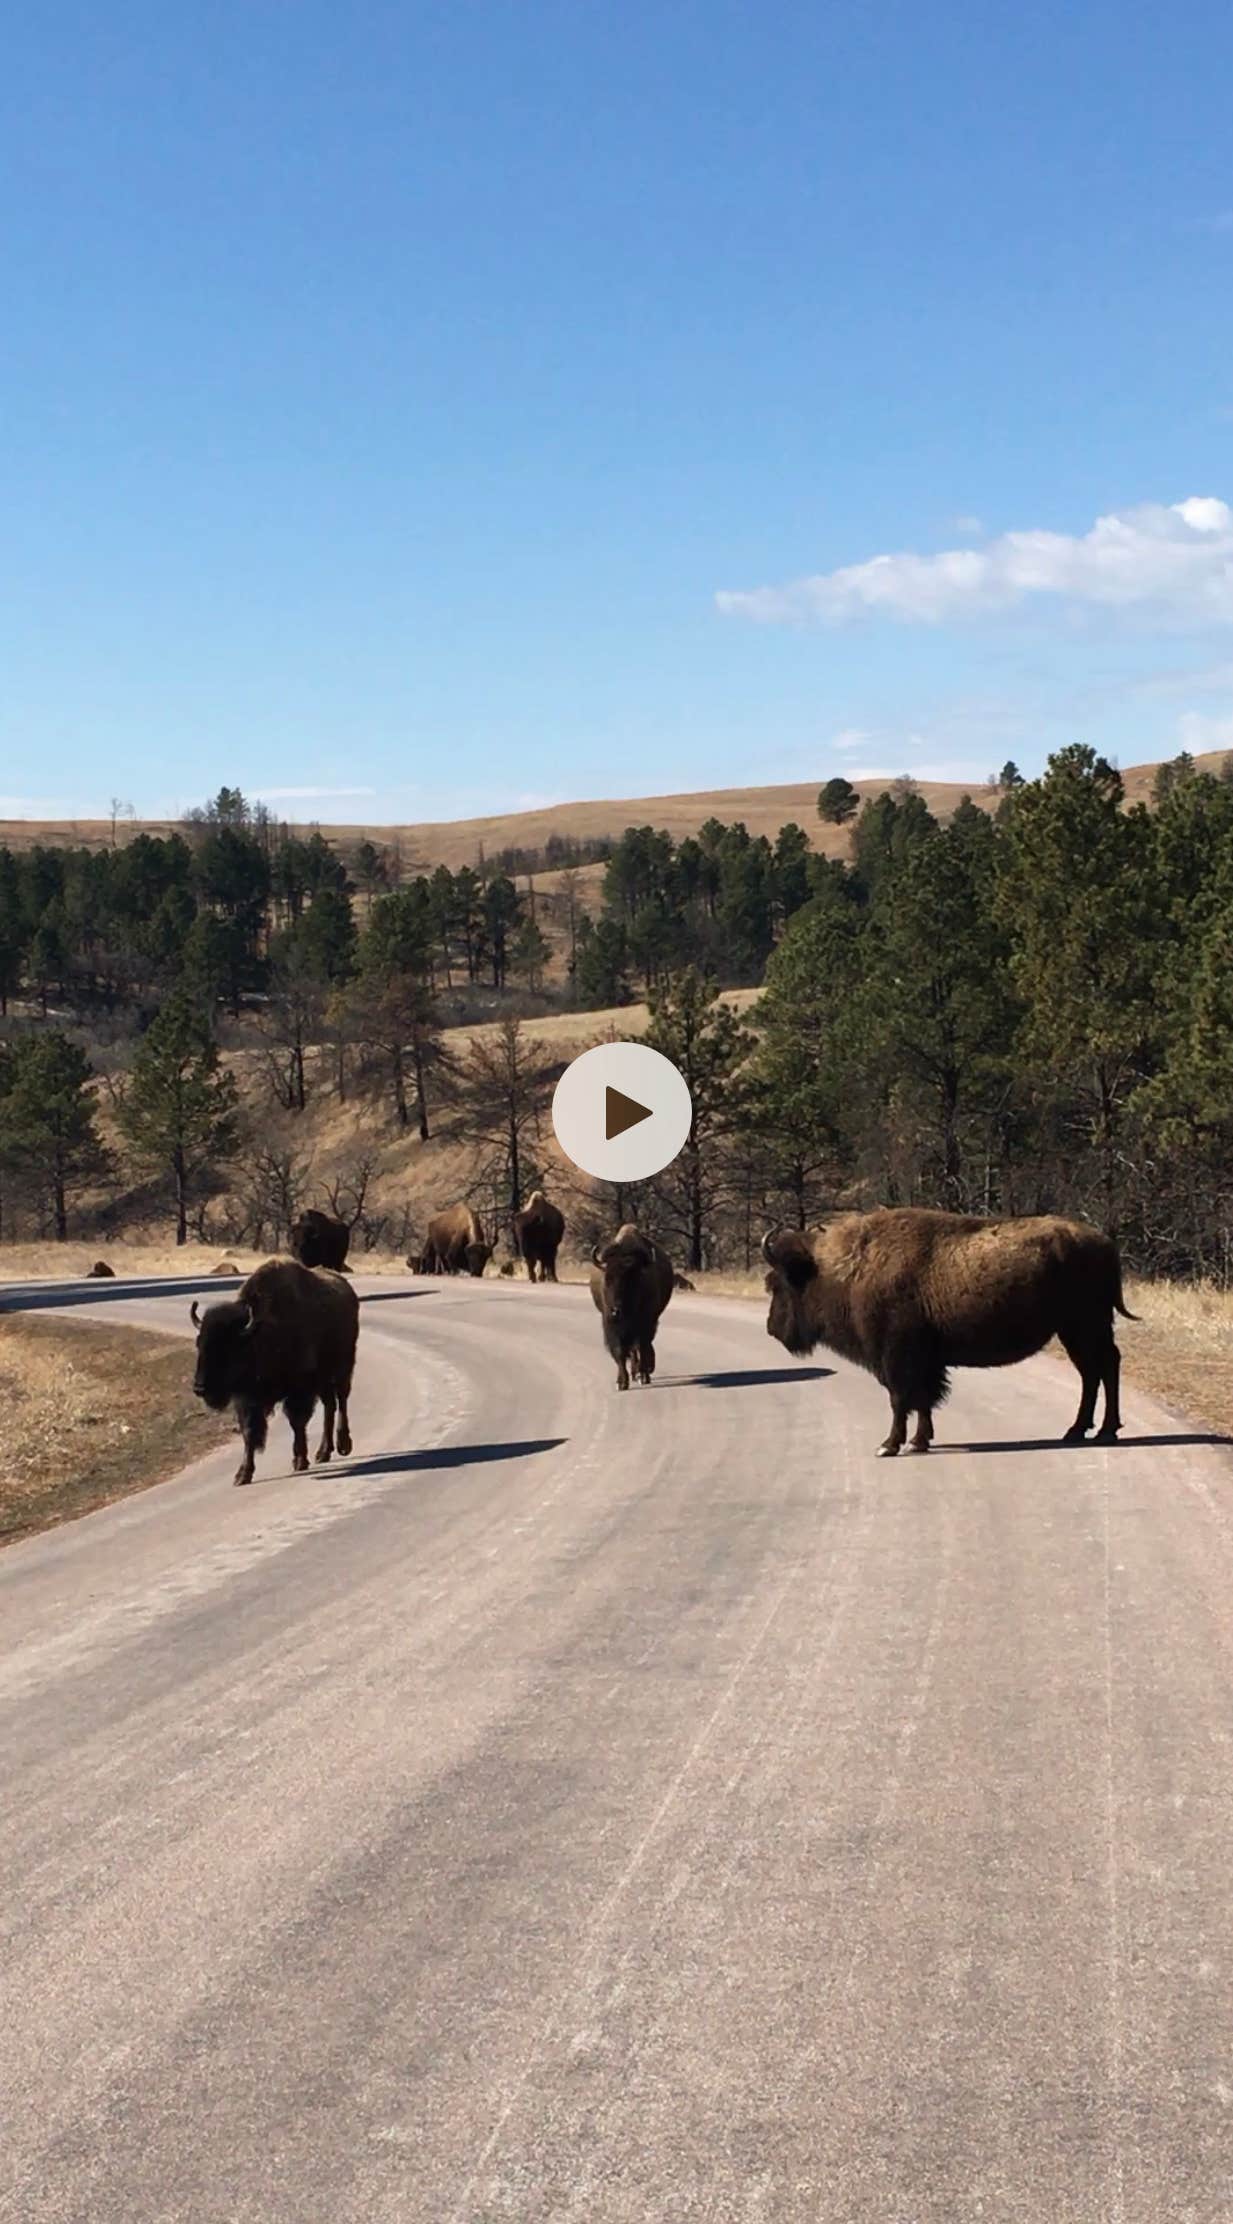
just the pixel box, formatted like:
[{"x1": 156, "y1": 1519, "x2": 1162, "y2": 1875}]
[
  {"x1": 589, "y1": 1225, "x2": 675, "y2": 1391},
  {"x1": 289, "y1": 1208, "x2": 351, "y2": 1272},
  {"x1": 190, "y1": 1258, "x2": 359, "y2": 1486},
  {"x1": 513, "y1": 1189, "x2": 566, "y2": 1282},
  {"x1": 762, "y1": 1207, "x2": 1136, "y2": 1457},
  {"x1": 418, "y1": 1204, "x2": 493, "y2": 1278}
]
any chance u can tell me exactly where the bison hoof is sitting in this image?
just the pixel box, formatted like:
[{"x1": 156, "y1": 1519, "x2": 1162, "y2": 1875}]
[
  {"x1": 908, "y1": 1442, "x2": 930, "y2": 1455},
  {"x1": 337, "y1": 1432, "x2": 352, "y2": 1457},
  {"x1": 1094, "y1": 1426, "x2": 1121, "y2": 1444},
  {"x1": 875, "y1": 1444, "x2": 900, "y2": 1459},
  {"x1": 233, "y1": 1472, "x2": 253, "y2": 1488},
  {"x1": 315, "y1": 1447, "x2": 332, "y2": 1464},
  {"x1": 293, "y1": 1455, "x2": 310, "y2": 1473},
  {"x1": 1062, "y1": 1426, "x2": 1089, "y2": 1444}
]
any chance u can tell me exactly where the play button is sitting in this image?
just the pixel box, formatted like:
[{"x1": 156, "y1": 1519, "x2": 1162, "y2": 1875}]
[
  {"x1": 552, "y1": 1040, "x2": 694, "y2": 1182},
  {"x1": 605, "y1": 1086, "x2": 652, "y2": 1140}
]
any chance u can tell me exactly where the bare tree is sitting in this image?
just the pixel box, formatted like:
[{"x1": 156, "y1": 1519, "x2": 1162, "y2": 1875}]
[{"x1": 454, "y1": 1017, "x2": 556, "y2": 1244}]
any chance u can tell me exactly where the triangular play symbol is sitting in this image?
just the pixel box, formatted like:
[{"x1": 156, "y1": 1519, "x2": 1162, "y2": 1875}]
[{"x1": 605, "y1": 1085, "x2": 653, "y2": 1140}]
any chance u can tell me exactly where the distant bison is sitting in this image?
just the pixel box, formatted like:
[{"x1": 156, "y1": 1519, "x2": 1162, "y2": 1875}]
[
  {"x1": 762, "y1": 1207, "x2": 1136, "y2": 1458},
  {"x1": 85, "y1": 1260, "x2": 115, "y2": 1279},
  {"x1": 418, "y1": 1205, "x2": 492, "y2": 1278},
  {"x1": 589, "y1": 1224, "x2": 674, "y2": 1390},
  {"x1": 513, "y1": 1189, "x2": 565, "y2": 1282},
  {"x1": 190, "y1": 1257, "x2": 359, "y2": 1486},
  {"x1": 289, "y1": 1208, "x2": 351, "y2": 1272}
]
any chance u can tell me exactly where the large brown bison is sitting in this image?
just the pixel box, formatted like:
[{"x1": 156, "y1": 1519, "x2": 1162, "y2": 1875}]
[
  {"x1": 589, "y1": 1225, "x2": 674, "y2": 1390},
  {"x1": 513, "y1": 1189, "x2": 565, "y2": 1282},
  {"x1": 417, "y1": 1204, "x2": 492, "y2": 1278},
  {"x1": 289, "y1": 1207, "x2": 351, "y2": 1272},
  {"x1": 762, "y1": 1208, "x2": 1136, "y2": 1458},
  {"x1": 190, "y1": 1258, "x2": 359, "y2": 1486}
]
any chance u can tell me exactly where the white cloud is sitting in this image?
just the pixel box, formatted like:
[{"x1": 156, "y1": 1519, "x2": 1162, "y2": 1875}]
[
  {"x1": 716, "y1": 496, "x2": 1233, "y2": 628},
  {"x1": 952, "y1": 515, "x2": 985, "y2": 538},
  {"x1": 832, "y1": 727, "x2": 874, "y2": 752}
]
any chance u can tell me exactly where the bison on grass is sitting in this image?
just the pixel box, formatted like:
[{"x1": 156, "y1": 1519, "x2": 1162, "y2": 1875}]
[
  {"x1": 762, "y1": 1207, "x2": 1136, "y2": 1458},
  {"x1": 513, "y1": 1189, "x2": 565, "y2": 1282},
  {"x1": 590, "y1": 1225, "x2": 674, "y2": 1390},
  {"x1": 289, "y1": 1208, "x2": 351, "y2": 1272},
  {"x1": 191, "y1": 1258, "x2": 359, "y2": 1486}
]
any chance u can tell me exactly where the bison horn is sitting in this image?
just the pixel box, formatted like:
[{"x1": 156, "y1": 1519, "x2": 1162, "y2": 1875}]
[
  {"x1": 237, "y1": 1302, "x2": 255, "y2": 1334},
  {"x1": 760, "y1": 1229, "x2": 778, "y2": 1265},
  {"x1": 190, "y1": 1300, "x2": 200, "y2": 1326},
  {"x1": 592, "y1": 1244, "x2": 604, "y2": 1267}
]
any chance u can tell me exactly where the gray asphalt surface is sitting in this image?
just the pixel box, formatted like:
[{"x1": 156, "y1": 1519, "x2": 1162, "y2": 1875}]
[{"x1": 3, "y1": 1272, "x2": 1233, "y2": 2222}]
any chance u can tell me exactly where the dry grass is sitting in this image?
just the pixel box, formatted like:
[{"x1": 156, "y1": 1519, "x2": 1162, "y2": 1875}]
[{"x1": 0, "y1": 1315, "x2": 235, "y2": 1545}]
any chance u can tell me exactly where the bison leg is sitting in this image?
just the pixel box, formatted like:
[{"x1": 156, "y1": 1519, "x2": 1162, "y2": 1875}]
[
  {"x1": 1058, "y1": 1327, "x2": 1102, "y2": 1442},
  {"x1": 1095, "y1": 1338, "x2": 1123, "y2": 1443},
  {"x1": 637, "y1": 1338, "x2": 655, "y2": 1385},
  {"x1": 336, "y1": 1387, "x2": 353, "y2": 1458},
  {"x1": 233, "y1": 1399, "x2": 268, "y2": 1487},
  {"x1": 909, "y1": 1410, "x2": 934, "y2": 1453},
  {"x1": 616, "y1": 1349, "x2": 631, "y2": 1391},
  {"x1": 283, "y1": 1390, "x2": 315, "y2": 1474},
  {"x1": 877, "y1": 1396, "x2": 911, "y2": 1458},
  {"x1": 315, "y1": 1392, "x2": 336, "y2": 1464}
]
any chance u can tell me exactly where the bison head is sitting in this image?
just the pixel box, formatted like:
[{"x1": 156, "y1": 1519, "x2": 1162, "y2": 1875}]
[
  {"x1": 761, "y1": 1229, "x2": 821, "y2": 1356},
  {"x1": 190, "y1": 1296, "x2": 256, "y2": 1409},
  {"x1": 463, "y1": 1242, "x2": 492, "y2": 1278}
]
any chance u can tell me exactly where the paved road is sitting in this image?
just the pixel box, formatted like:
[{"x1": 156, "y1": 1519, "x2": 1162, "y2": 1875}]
[{"x1": 3, "y1": 1273, "x2": 1233, "y2": 2222}]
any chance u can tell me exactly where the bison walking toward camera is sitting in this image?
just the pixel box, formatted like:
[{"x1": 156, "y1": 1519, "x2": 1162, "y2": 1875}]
[
  {"x1": 289, "y1": 1208, "x2": 351, "y2": 1272},
  {"x1": 191, "y1": 1258, "x2": 359, "y2": 1486},
  {"x1": 513, "y1": 1189, "x2": 565, "y2": 1282},
  {"x1": 590, "y1": 1225, "x2": 674, "y2": 1390},
  {"x1": 762, "y1": 1208, "x2": 1135, "y2": 1457},
  {"x1": 417, "y1": 1204, "x2": 492, "y2": 1278}
]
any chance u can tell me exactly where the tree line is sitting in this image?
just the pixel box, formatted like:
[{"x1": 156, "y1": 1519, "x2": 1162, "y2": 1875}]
[{"x1": 5, "y1": 750, "x2": 1233, "y2": 1281}]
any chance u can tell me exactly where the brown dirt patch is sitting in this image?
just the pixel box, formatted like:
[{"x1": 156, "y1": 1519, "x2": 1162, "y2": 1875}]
[{"x1": 0, "y1": 1315, "x2": 233, "y2": 1547}]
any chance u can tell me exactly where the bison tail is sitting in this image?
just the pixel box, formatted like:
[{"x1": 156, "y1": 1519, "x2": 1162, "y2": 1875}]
[{"x1": 1113, "y1": 1269, "x2": 1139, "y2": 1321}]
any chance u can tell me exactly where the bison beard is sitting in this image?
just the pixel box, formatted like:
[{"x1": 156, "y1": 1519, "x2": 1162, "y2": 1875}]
[
  {"x1": 191, "y1": 1258, "x2": 359, "y2": 1486},
  {"x1": 762, "y1": 1208, "x2": 1135, "y2": 1457}
]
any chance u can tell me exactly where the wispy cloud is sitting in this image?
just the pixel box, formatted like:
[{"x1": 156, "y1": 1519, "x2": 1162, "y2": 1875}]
[
  {"x1": 252, "y1": 784, "x2": 377, "y2": 802},
  {"x1": 1177, "y1": 709, "x2": 1233, "y2": 754},
  {"x1": 951, "y1": 514, "x2": 985, "y2": 538},
  {"x1": 716, "y1": 497, "x2": 1233, "y2": 628}
]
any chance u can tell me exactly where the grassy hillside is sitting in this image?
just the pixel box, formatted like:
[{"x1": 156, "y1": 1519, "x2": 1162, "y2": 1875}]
[{"x1": 2, "y1": 750, "x2": 1222, "y2": 865}]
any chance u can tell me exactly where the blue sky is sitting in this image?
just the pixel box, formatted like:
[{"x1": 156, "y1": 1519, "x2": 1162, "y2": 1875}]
[{"x1": 3, "y1": 0, "x2": 1232, "y2": 823}]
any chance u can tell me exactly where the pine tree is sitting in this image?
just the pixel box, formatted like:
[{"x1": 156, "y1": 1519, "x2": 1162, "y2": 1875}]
[
  {"x1": 119, "y1": 994, "x2": 238, "y2": 1243},
  {"x1": 818, "y1": 777, "x2": 860, "y2": 825},
  {"x1": 0, "y1": 1033, "x2": 107, "y2": 1239},
  {"x1": 644, "y1": 969, "x2": 754, "y2": 1271},
  {"x1": 996, "y1": 745, "x2": 1161, "y2": 1228}
]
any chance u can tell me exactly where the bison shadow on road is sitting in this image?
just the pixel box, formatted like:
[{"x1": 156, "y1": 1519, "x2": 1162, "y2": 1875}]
[
  {"x1": 340, "y1": 1437, "x2": 567, "y2": 1478},
  {"x1": 938, "y1": 1432, "x2": 1233, "y2": 1455},
  {"x1": 662, "y1": 1366, "x2": 834, "y2": 1391}
]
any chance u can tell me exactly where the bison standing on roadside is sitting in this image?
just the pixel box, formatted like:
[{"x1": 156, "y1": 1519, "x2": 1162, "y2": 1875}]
[
  {"x1": 289, "y1": 1208, "x2": 351, "y2": 1272},
  {"x1": 190, "y1": 1258, "x2": 359, "y2": 1486},
  {"x1": 513, "y1": 1190, "x2": 565, "y2": 1282},
  {"x1": 418, "y1": 1204, "x2": 492, "y2": 1278},
  {"x1": 762, "y1": 1207, "x2": 1136, "y2": 1458},
  {"x1": 589, "y1": 1225, "x2": 674, "y2": 1390}
]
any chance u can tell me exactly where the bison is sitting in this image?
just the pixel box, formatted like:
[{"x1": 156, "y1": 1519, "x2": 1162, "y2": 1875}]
[
  {"x1": 589, "y1": 1224, "x2": 674, "y2": 1390},
  {"x1": 418, "y1": 1204, "x2": 492, "y2": 1278},
  {"x1": 513, "y1": 1189, "x2": 565, "y2": 1282},
  {"x1": 762, "y1": 1207, "x2": 1136, "y2": 1458},
  {"x1": 289, "y1": 1207, "x2": 351, "y2": 1272},
  {"x1": 190, "y1": 1257, "x2": 359, "y2": 1486}
]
